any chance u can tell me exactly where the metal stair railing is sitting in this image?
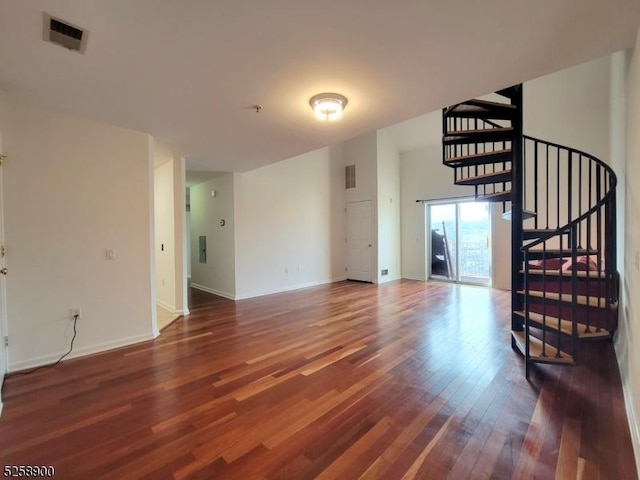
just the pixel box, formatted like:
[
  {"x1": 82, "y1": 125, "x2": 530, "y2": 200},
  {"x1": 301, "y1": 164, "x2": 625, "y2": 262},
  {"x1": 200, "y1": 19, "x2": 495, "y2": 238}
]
[
  {"x1": 520, "y1": 136, "x2": 618, "y2": 371},
  {"x1": 442, "y1": 112, "x2": 513, "y2": 200}
]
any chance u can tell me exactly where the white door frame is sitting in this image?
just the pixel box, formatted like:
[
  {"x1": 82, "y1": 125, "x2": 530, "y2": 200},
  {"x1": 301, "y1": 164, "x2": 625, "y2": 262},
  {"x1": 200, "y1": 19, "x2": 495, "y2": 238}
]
[
  {"x1": 426, "y1": 198, "x2": 492, "y2": 286},
  {"x1": 0, "y1": 133, "x2": 7, "y2": 414}
]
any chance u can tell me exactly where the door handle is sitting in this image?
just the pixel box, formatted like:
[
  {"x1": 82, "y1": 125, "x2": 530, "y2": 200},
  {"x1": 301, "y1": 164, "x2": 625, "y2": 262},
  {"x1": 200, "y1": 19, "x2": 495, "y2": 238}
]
[{"x1": 0, "y1": 268, "x2": 7, "y2": 275}]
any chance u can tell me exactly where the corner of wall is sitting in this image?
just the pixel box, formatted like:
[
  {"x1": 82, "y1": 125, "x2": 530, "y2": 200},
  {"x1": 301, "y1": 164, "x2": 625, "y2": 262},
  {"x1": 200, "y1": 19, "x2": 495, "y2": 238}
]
[
  {"x1": 5, "y1": 103, "x2": 156, "y2": 369},
  {"x1": 615, "y1": 27, "x2": 640, "y2": 477},
  {"x1": 615, "y1": 332, "x2": 640, "y2": 477},
  {"x1": 172, "y1": 156, "x2": 188, "y2": 315}
]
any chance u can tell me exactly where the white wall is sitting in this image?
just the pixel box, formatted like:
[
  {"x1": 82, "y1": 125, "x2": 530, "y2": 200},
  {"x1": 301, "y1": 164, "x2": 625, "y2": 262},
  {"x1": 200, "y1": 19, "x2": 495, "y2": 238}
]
[
  {"x1": 611, "y1": 51, "x2": 627, "y2": 276},
  {"x1": 614, "y1": 32, "x2": 640, "y2": 474},
  {"x1": 154, "y1": 156, "x2": 188, "y2": 315},
  {"x1": 399, "y1": 148, "x2": 426, "y2": 281},
  {"x1": 0, "y1": 97, "x2": 156, "y2": 371},
  {"x1": 344, "y1": 132, "x2": 377, "y2": 204},
  {"x1": 490, "y1": 206, "x2": 512, "y2": 290},
  {"x1": 376, "y1": 130, "x2": 401, "y2": 282},
  {"x1": 190, "y1": 174, "x2": 236, "y2": 299},
  {"x1": 154, "y1": 161, "x2": 176, "y2": 311},
  {"x1": 525, "y1": 55, "x2": 612, "y2": 161},
  {"x1": 234, "y1": 146, "x2": 345, "y2": 299}
]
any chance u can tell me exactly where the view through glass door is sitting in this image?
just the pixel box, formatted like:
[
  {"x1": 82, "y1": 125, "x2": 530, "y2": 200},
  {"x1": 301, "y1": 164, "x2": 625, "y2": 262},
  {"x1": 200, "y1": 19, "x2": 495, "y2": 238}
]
[{"x1": 429, "y1": 201, "x2": 491, "y2": 286}]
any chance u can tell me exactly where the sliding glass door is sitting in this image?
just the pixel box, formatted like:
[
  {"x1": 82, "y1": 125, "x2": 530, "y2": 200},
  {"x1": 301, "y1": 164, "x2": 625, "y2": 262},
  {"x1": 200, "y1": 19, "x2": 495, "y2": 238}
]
[{"x1": 428, "y1": 201, "x2": 491, "y2": 286}]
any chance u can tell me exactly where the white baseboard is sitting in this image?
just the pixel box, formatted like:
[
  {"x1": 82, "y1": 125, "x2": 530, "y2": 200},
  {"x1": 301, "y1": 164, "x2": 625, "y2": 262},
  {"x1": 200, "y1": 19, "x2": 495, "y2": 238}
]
[
  {"x1": 8, "y1": 332, "x2": 157, "y2": 373},
  {"x1": 615, "y1": 339, "x2": 640, "y2": 477},
  {"x1": 234, "y1": 278, "x2": 340, "y2": 301},
  {"x1": 378, "y1": 275, "x2": 402, "y2": 284},
  {"x1": 190, "y1": 283, "x2": 235, "y2": 300},
  {"x1": 156, "y1": 301, "x2": 186, "y2": 317},
  {"x1": 621, "y1": 380, "x2": 640, "y2": 477},
  {"x1": 191, "y1": 277, "x2": 377, "y2": 303},
  {"x1": 156, "y1": 300, "x2": 176, "y2": 314},
  {"x1": 401, "y1": 275, "x2": 426, "y2": 281}
]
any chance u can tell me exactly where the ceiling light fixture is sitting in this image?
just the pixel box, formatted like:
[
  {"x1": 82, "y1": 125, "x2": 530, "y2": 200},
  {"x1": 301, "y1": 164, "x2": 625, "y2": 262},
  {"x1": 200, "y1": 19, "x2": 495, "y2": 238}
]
[{"x1": 309, "y1": 93, "x2": 348, "y2": 121}]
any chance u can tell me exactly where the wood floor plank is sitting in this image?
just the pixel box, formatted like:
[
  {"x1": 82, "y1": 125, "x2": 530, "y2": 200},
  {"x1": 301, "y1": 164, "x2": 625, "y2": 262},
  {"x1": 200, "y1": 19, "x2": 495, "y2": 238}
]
[
  {"x1": 556, "y1": 418, "x2": 581, "y2": 480},
  {"x1": 0, "y1": 281, "x2": 636, "y2": 479},
  {"x1": 314, "y1": 416, "x2": 393, "y2": 480},
  {"x1": 401, "y1": 415, "x2": 455, "y2": 480}
]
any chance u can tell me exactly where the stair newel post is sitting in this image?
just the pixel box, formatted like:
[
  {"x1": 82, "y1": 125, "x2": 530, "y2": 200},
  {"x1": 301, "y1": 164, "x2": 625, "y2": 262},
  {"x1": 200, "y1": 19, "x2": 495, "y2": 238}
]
[
  {"x1": 608, "y1": 179, "x2": 617, "y2": 306},
  {"x1": 556, "y1": 147, "x2": 561, "y2": 230},
  {"x1": 567, "y1": 150, "x2": 573, "y2": 238},
  {"x1": 524, "y1": 249, "x2": 531, "y2": 379},
  {"x1": 605, "y1": 175, "x2": 617, "y2": 335},
  {"x1": 595, "y1": 167, "x2": 603, "y2": 314},
  {"x1": 546, "y1": 145, "x2": 550, "y2": 229},
  {"x1": 578, "y1": 155, "x2": 583, "y2": 247},
  {"x1": 562, "y1": 150, "x2": 571, "y2": 345},
  {"x1": 442, "y1": 108, "x2": 447, "y2": 169},
  {"x1": 570, "y1": 224, "x2": 579, "y2": 360},
  {"x1": 541, "y1": 245, "x2": 548, "y2": 358},
  {"x1": 534, "y1": 139, "x2": 539, "y2": 230},
  {"x1": 511, "y1": 85, "x2": 525, "y2": 332}
]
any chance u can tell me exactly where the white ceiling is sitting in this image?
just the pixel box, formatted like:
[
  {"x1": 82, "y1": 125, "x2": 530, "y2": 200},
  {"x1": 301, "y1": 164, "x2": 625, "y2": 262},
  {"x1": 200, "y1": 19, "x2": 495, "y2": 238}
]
[{"x1": 0, "y1": 1, "x2": 638, "y2": 172}]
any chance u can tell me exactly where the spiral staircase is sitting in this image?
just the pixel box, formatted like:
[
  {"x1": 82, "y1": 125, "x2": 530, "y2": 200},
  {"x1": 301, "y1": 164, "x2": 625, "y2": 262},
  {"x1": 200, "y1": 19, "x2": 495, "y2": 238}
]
[{"x1": 442, "y1": 85, "x2": 619, "y2": 378}]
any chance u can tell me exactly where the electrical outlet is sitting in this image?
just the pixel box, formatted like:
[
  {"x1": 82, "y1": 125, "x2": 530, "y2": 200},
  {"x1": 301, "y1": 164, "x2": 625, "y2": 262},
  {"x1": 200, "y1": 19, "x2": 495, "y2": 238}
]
[{"x1": 70, "y1": 308, "x2": 82, "y2": 320}]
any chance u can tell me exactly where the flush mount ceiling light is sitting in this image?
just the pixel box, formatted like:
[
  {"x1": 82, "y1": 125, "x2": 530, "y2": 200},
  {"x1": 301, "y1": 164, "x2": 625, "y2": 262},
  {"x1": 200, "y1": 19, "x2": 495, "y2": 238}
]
[{"x1": 309, "y1": 93, "x2": 348, "y2": 121}]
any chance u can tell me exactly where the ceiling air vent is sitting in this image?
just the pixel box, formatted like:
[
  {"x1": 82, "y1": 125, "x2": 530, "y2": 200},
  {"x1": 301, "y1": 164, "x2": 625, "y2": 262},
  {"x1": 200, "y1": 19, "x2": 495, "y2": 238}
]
[{"x1": 43, "y1": 13, "x2": 89, "y2": 53}]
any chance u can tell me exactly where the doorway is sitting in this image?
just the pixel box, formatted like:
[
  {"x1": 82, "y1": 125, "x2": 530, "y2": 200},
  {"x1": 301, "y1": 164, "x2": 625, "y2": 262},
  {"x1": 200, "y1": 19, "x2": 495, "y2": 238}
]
[
  {"x1": 346, "y1": 200, "x2": 373, "y2": 282},
  {"x1": 428, "y1": 201, "x2": 491, "y2": 286}
]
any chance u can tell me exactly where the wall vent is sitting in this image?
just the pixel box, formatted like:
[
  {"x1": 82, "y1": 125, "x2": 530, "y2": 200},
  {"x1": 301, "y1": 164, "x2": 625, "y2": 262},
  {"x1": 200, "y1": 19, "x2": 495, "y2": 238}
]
[
  {"x1": 345, "y1": 164, "x2": 356, "y2": 189},
  {"x1": 43, "y1": 13, "x2": 89, "y2": 53}
]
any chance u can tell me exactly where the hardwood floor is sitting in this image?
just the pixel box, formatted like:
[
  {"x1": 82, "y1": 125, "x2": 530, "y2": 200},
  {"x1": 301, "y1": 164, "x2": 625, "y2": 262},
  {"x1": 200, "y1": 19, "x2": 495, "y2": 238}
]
[{"x1": 0, "y1": 280, "x2": 636, "y2": 479}]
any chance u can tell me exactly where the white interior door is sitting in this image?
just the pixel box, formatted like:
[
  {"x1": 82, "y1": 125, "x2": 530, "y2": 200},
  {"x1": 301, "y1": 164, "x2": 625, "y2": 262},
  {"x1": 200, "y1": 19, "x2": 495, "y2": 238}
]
[{"x1": 346, "y1": 200, "x2": 373, "y2": 282}]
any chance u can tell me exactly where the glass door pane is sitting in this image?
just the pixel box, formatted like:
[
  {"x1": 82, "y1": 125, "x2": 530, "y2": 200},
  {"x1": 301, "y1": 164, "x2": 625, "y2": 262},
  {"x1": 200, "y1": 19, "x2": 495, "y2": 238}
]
[
  {"x1": 458, "y1": 202, "x2": 491, "y2": 285},
  {"x1": 429, "y1": 204, "x2": 457, "y2": 280}
]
